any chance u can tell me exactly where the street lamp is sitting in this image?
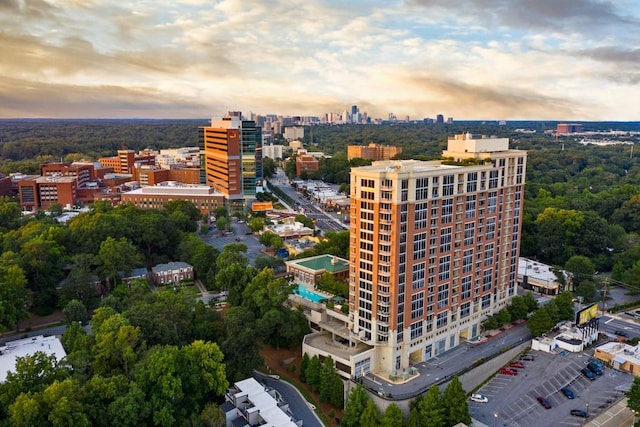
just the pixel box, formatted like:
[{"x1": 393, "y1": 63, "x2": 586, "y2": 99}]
[{"x1": 494, "y1": 413, "x2": 498, "y2": 427}]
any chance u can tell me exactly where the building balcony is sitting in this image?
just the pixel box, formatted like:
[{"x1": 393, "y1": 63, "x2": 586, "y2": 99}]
[
  {"x1": 377, "y1": 299, "x2": 391, "y2": 308},
  {"x1": 379, "y1": 218, "x2": 392, "y2": 225}
]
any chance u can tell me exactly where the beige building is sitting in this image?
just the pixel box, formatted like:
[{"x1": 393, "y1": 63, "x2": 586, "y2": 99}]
[
  {"x1": 347, "y1": 143, "x2": 402, "y2": 161},
  {"x1": 594, "y1": 341, "x2": 640, "y2": 376},
  {"x1": 302, "y1": 133, "x2": 526, "y2": 379}
]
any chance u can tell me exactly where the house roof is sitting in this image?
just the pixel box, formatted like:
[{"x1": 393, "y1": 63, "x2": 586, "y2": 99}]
[
  {"x1": 290, "y1": 254, "x2": 349, "y2": 273},
  {"x1": 152, "y1": 261, "x2": 192, "y2": 273}
]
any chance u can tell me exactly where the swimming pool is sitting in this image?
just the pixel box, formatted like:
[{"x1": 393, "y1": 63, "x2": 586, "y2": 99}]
[{"x1": 294, "y1": 285, "x2": 328, "y2": 303}]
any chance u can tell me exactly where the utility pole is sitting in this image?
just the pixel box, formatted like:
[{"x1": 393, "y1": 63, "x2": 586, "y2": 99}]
[{"x1": 601, "y1": 277, "x2": 609, "y2": 315}]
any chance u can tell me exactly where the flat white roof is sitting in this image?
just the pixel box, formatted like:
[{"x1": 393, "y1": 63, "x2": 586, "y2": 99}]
[
  {"x1": 233, "y1": 377, "x2": 298, "y2": 426},
  {"x1": 0, "y1": 335, "x2": 67, "y2": 383},
  {"x1": 518, "y1": 257, "x2": 559, "y2": 287}
]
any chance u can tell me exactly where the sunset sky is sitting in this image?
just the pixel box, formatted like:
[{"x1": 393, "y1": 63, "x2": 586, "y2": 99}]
[{"x1": 1, "y1": 0, "x2": 639, "y2": 120}]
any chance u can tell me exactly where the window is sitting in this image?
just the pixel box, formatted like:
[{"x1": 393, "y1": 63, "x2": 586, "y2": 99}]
[
  {"x1": 460, "y1": 301, "x2": 471, "y2": 318},
  {"x1": 415, "y1": 202, "x2": 428, "y2": 229},
  {"x1": 464, "y1": 223, "x2": 474, "y2": 246},
  {"x1": 465, "y1": 195, "x2": 476, "y2": 218},
  {"x1": 462, "y1": 249, "x2": 473, "y2": 273},
  {"x1": 438, "y1": 256, "x2": 450, "y2": 281},
  {"x1": 489, "y1": 170, "x2": 499, "y2": 189},
  {"x1": 410, "y1": 321, "x2": 423, "y2": 340},
  {"x1": 486, "y1": 218, "x2": 496, "y2": 240},
  {"x1": 443, "y1": 175, "x2": 454, "y2": 196},
  {"x1": 361, "y1": 179, "x2": 375, "y2": 188},
  {"x1": 437, "y1": 284, "x2": 449, "y2": 309},
  {"x1": 488, "y1": 191, "x2": 497, "y2": 213},
  {"x1": 483, "y1": 269, "x2": 493, "y2": 291},
  {"x1": 481, "y1": 294, "x2": 491, "y2": 309},
  {"x1": 413, "y1": 233, "x2": 427, "y2": 260},
  {"x1": 461, "y1": 276, "x2": 472, "y2": 299},
  {"x1": 441, "y1": 198, "x2": 453, "y2": 224},
  {"x1": 436, "y1": 312, "x2": 448, "y2": 329},
  {"x1": 440, "y1": 227, "x2": 452, "y2": 252},
  {"x1": 484, "y1": 243, "x2": 494, "y2": 267},
  {"x1": 411, "y1": 292, "x2": 424, "y2": 319},
  {"x1": 415, "y1": 178, "x2": 428, "y2": 200},
  {"x1": 410, "y1": 262, "x2": 425, "y2": 289},
  {"x1": 466, "y1": 172, "x2": 477, "y2": 192}
]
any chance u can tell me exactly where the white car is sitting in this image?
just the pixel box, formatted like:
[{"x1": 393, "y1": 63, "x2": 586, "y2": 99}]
[{"x1": 470, "y1": 393, "x2": 489, "y2": 403}]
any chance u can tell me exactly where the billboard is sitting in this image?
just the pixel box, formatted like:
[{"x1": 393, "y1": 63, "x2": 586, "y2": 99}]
[{"x1": 575, "y1": 303, "x2": 598, "y2": 326}]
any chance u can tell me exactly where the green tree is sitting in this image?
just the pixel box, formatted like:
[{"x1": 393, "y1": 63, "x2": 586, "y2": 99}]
[
  {"x1": 92, "y1": 313, "x2": 144, "y2": 376},
  {"x1": 527, "y1": 306, "x2": 554, "y2": 337},
  {"x1": 8, "y1": 392, "x2": 46, "y2": 427},
  {"x1": 249, "y1": 217, "x2": 265, "y2": 233},
  {"x1": 381, "y1": 403, "x2": 404, "y2": 427},
  {"x1": 216, "y1": 216, "x2": 230, "y2": 231},
  {"x1": 63, "y1": 299, "x2": 89, "y2": 323},
  {"x1": 496, "y1": 308, "x2": 511, "y2": 326},
  {"x1": 300, "y1": 353, "x2": 310, "y2": 383},
  {"x1": 0, "y1": 254, "x2": 29, "y2": 332},
  {"x1": 443, "y1": 375, "x2": 471, "y2": 426},
  {"x1": 565, "y1": 255, "x2": 596, "y2": 288},
  {"x1": 41, "y1": 378, "x2": 90, "y2": 427},
  {"x1": 342, "y1": 385, "x2": 371, "y2": 427},
  {"x1": 221, "y1": 306, "x2": 263, "y2": 382},
  {"x1": 508, "y1": 295, "x2": 529, "y2": 321},
  {"x1": 263, "y1": 157, "x2": 277, "y2": 177},
  {"x1": 305, "y1": 355, "x2": 321, "y2": 392},
  {"x1": 575, "y1": 280, "x2": 598, "y2": 301},
  {"x1": 0, "y1": 196, "x2": 22, "y2": 232},
  {"x1": 418, "y1": 385, "x2": 445, "y2": 427},
  {"x1": 626, "y1": 376, "x2": 640, "y2": 415},
  {"x1": 554, "y1": 291, "x2": 576, "y2": 321},
  {"x1": 201, "y1": 402, "x2": 226, "y2": 427},
  {"x1": 0, "y1": 352, "x2": 68, "y2": 418},
  {"x1": 61, "y1": 253, "x2": 99, "y2": 309},
  {"x1": 360, "y1": 399, "x2": 381, "y2": 427},
  {"x1": 319, "y1": 356, "x2": 336, "y2": 403},
  {"x1": 294, "y1": 214, "x2": 315, "y2": 229},
  {"x1": 96, "y1": 236, "x2": 142, "y2": 291}
]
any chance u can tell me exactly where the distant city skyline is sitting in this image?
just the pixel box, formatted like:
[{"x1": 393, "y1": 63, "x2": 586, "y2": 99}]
[{"x1": 1, "y1": 0, "x2": 639, "y2": 120}]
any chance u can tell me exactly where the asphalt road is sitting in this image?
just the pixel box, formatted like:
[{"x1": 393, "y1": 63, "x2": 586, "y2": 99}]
[
  {"x1": 253, "y1": 371, "x2": 324, "y2": 427},
  {"x1": 360, "y1": 322, "x2": 533, "y2": 400},
  {"x1": 269, "y1": 171, "x2": 348, "y2": 234}
]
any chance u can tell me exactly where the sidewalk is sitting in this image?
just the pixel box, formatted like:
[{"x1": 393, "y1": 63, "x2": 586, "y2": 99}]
[{"x1": 585, "y1": 397, "x2": 634, "y2": 427}]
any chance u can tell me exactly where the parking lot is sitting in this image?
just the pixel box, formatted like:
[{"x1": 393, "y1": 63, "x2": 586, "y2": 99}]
[{"x1": 469, "y1": 350, "x2": 633, "y2": 427}]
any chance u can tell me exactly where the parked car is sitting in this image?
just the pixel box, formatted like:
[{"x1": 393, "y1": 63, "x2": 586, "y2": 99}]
[
  {"x1": 614, "y1": 330, "x2": 630, "y2": 338},
  {"x1": 570, "y1": 409, "x2": 589, "y2": 418},
  {"x1": 587, "y1": 362, "x2": 604, "y2": 375},
  {"x1": 520, "y1": 354, "x2": 535, "y2": 361},
  {"x1": 561, "y1": 387, "x2": 575, "y2": 399},
  {"x1": 581, "y1": 368, "x2": 596, "y2": 380},
  {"x1": 509, "y1": 361, "x2": 525, "y2": 369},
  {"x1": 537, "y1": 396, "x2": 552, "y2": 409},
  {"x1": 589, "y1": 358, "x2": 604, "y2": 368},
  {"x1": 499, "y1": 367, "x2": 518, "y2": 375},
  {"x1": 470, "y1": 393, "x2": 489, "y2": 403}
]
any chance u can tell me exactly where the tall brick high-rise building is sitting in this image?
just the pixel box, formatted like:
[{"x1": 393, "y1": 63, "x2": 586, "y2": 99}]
[
  {"x1": 200, "y1": 114, "x2": 263, "y2": 211},
  {"x1": 344, "y1": 133, "x2": 526, "y2": 376}
]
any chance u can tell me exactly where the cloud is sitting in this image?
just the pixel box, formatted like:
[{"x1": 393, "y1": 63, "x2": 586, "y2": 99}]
[
  {"x1": 0, "y1": 77, "x2": 210, "y2": 118},
  {"x1": 405, "y1": 0, "x2": 638, "y2": 35}
]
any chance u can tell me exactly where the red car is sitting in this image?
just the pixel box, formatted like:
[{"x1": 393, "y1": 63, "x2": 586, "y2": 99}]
[
  {"x1": 499, "y1": 367, "x2": 518, "y2": 375},
  {"x1": 509, "y1": 361, "x2": 525, "y2": 369},
  {"x1": 537, "y1": 396, "x2": 552, "y2": 409}
]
